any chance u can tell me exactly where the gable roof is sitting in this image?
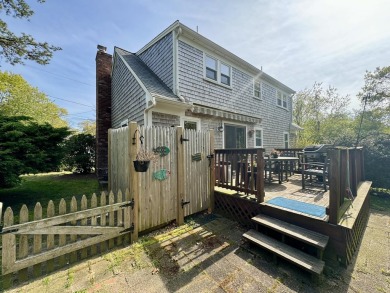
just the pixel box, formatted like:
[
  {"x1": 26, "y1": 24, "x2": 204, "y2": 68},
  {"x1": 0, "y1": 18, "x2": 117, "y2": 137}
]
[
  {"x1": 136, "y1": 20, "x2": 295, "y2": 95},
  {"x1": 115, "y1": 47, "x2": 182, "y2": 103}
]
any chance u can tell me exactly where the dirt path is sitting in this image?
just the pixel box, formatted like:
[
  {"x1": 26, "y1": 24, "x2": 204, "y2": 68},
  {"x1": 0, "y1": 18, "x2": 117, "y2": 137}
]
[{"x1": 6, "y1": 209, "x2": 390, "y2": 293}]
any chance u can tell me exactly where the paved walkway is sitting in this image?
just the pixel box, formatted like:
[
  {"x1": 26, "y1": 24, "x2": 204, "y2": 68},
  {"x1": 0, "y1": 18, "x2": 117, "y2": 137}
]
[{"x1": 6, "y1": 209, "x2": 390, "y2": 293}]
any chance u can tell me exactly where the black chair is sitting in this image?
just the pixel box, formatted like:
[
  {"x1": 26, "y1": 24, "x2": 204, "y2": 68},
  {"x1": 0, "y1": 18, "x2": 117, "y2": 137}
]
[{"x1": 301, "y1": 159, "x2": 329, "y2": 191}]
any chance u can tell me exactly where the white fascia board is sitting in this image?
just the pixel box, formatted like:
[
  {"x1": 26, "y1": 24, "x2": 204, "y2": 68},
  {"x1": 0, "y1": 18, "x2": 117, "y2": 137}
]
[{"x1": 136, "y1": 21, "x2": 180, "y2": 55}]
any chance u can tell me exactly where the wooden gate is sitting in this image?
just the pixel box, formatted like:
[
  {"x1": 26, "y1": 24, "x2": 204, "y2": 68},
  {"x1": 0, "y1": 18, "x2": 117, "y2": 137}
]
[
  {"x1": 1, "y1": 191, "x2": 134, "y2": 286},
  {"x1": 182, "y1": 128, "x2": 212, "y2": 217},
  {"x1": 109, "y1": 123, "x2": 213, "y2": 230}
]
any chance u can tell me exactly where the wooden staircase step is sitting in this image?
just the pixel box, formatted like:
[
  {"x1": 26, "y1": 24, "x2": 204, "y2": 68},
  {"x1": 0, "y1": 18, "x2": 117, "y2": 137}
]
[
  {"x1": 243, "y1": 229, "x2": 325, "y2": 275},
  {"x1": 252, "y1": 214, "x2": 329, "y2": 250}
]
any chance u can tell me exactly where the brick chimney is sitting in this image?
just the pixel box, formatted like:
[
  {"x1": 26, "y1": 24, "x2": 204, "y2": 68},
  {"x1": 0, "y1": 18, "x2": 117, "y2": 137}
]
[{"x1": 96, "y1": 45, "x2": 112, "y2": 181}]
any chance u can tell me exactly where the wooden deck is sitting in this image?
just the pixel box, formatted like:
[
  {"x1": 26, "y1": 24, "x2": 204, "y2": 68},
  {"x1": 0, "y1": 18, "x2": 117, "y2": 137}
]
[{"x1": 215, "y1": 174, "x2": 329, "y2": 214}]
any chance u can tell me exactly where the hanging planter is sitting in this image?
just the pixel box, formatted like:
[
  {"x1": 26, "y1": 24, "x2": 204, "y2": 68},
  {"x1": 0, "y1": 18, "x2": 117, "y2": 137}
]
[
  {"x1": 133, "y1": 160, "x2": 150, "y2": 172},
  {"x1": 133, "y1": 148, "x2": 158, "y2": 172}
]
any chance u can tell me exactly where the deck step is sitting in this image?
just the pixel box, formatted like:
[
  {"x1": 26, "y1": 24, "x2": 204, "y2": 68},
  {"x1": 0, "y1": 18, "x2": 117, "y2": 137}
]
[
  {"x1": 252, "y1": 214, "x2": 329, "y2": 250},
  {"x1": 243, "y1": 229, "x2": 325, "y2": 275}
]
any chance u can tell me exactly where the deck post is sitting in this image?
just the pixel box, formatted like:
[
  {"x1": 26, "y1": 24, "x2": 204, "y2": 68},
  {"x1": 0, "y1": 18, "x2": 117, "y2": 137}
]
[
  {"x1": 256, "y1": 148, "x2": 265, "y2": 202},
  {"x1": 329, "y1": 149, "x2": 341, "y2": 224},
  {"x1": 176, "y1": 126, "x2": 185, "y2": 225},
  {"x1": 129, "y1": 122, "x2": 139, "y2": 242},
  {"x1": 208, "y1": 130, "x2": 215, "y2": 213}
]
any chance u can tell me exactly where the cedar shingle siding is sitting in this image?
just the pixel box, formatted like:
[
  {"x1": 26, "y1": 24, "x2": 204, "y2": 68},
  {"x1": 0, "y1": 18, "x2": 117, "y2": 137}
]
[
  {"x1": 139, "y1": 32, "x2": 174, "y2": 91},
  {"x1": 111, "y1": 54, "x2": 146, "y2": 128}
]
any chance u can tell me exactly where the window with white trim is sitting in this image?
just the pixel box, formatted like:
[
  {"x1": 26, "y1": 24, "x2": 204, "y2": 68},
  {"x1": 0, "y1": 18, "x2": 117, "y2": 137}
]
[
  {"x1": 181, "y1": 117, "x2": 200, "y2": 131},
  {"x1": 254, "y1": 128, "x2": 263, "y2": 147},
  {"x1": 220, "y1": 63, "x2": 231, "y2": 86},
  {"x1": 205, "y1": 55, "x2": 217, "y2": 81},
  {"x1": 204, "y1": 54, "x2": 232, "y2": 86},
  {"x1": 254, "y1": 80, "x2": 261, "y2": 98},
  {"x1": 277, "y1": 90, "x2": 288, "y2": 109},
  {"x1": 283, "y1": 132, "x2": 289, "y2": 148}
]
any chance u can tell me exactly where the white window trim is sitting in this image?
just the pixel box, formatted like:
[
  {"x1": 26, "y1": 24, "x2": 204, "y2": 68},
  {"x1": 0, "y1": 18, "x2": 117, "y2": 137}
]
[
  {"x1": 254, "y1": 127, "x2": 263, "y2": 148},
  {"x1": 203, "y1": 53, "x2": 232, "y2": 88},
  {"x1": 283, "y1": 132, "x2": 289, "y2": 148},
  {"x1": 222, "y1": 121, "x2": 247, "y2": 148},
  {"x1": 277, "y1": 90, "x2": 289, "y2": 110},
  {"x1": 253, "y1": 79, "x2": 262, "y2": 100},
  {"x1": 180, "y1": 116, "x2": 201, "y2": 131}
]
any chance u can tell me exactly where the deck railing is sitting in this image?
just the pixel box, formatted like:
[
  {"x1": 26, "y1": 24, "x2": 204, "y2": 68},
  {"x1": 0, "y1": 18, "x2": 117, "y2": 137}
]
[
  {"x1": 214, "y1": 148, "x2": 265, "y2": 202},
  {"x1": 328, "y1": 147, "x2": 365, "y2": 224}
]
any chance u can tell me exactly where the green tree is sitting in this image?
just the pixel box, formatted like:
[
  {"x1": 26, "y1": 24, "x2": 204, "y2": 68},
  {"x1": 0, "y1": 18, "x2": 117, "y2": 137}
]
[
  {"x1": 292, "y1": 82, "x2": 350, "y2": 146},
  {"x1": 0, "y1": 71, "x2": 68, "y2": 127},
  {"x1": 63, "y1": 133, "x2": 95, "y2": 174},
  {"x1": 78, "y1": 120, "x2": 96, "y2": 136},
  {"x1": 0, "y1": 115, "x2": 70, "y2": 187},
  {"x1": 0, "y1": 0, "x2": 61, "y2": 65}
]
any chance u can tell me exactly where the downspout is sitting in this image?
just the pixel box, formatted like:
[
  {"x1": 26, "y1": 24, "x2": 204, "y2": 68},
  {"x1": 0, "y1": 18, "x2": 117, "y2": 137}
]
[{"x1": 144, "y1": 94, "x2": 156, "y2": 127}]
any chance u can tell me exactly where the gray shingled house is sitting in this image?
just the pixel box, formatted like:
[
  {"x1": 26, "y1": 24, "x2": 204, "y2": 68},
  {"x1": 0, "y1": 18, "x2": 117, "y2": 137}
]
[{"x1": 95, "y1": 20, "x2": 299, "y2": 178}]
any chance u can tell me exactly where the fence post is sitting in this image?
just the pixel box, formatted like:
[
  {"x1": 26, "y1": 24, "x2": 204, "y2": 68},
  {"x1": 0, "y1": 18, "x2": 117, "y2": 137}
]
[
  {"x1": 129, "y1": 122, "x2": 139, "y2": 242},
  {"x1": 108, "y1": 128, "x2": 112, "y2": 192},
  {"x1": 2, "y1": 207, "x2": 15, "y2": 288},
  {"x1": 329, "y1": 149, "x2": 341, "y2": 224},
  {"x1": 208, "y1": 130, "x2": 215, "y2": 213},
  {"x1": 176, "y1": 126, "x2": 185, "y2": 225}
]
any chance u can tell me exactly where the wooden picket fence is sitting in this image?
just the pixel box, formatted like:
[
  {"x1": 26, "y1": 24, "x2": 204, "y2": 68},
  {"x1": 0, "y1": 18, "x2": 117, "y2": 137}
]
[{"x1": 1, "y1": 190, "x2": 134, "y2": 288}]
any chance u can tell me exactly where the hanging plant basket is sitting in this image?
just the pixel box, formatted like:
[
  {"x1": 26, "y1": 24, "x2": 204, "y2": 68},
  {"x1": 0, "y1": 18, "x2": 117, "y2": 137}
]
[{"x1": 133, "y1": 160, "x2": 150, "y2": 172}]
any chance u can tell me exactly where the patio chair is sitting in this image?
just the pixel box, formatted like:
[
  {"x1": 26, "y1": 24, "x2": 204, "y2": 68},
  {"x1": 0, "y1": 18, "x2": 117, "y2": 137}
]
[{"x1": 301, "y1": 159, "x2": 329, "y2": 191}]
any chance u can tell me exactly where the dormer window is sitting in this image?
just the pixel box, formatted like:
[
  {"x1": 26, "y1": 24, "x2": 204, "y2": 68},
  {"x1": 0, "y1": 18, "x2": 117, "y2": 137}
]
[
  {"x1": 204, "y1": 54, "x2": 232, "y2": 87},
  {"x1": 205, "y1": 56, "x2": 217, "y2": 81}
]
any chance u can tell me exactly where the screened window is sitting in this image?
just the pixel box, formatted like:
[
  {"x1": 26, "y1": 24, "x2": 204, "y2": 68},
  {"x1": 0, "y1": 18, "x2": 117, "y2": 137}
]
[
  {"x1": 277, "y1": 91, "x2": 282, "y2": 106},
  {"x1": 220, "y1": 63, "x2": 231, "y2": 86},
  {"x1": 205, "y1": 56, "x2": 217, "y2": 81},
  {"x1": 254, "y1": 81, "x2": 261, "y2": 98},
  {"x1": 184, "y1": 121, "x2": 197, "y2": 130},
  {"x1": 254, "y1": 128, "x2": 263, "y2": 147},
  {"x1": 277, "y1": 90, "x2": 288, "y2": 109},
  {"x1": 284, "y1": 132, "x2": 289, "y2": 148}
]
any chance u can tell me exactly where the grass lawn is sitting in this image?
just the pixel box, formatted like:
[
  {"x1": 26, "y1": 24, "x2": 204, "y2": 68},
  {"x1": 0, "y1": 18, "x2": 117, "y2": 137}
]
[{"x1": 0, "y1": 172, "x2": 101, "y2": 220}]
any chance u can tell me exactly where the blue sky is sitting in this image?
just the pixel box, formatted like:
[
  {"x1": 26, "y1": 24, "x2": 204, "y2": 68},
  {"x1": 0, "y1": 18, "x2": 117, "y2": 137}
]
[{"x1": 1, "y1": 0, "x2": 389, "y2": 128}]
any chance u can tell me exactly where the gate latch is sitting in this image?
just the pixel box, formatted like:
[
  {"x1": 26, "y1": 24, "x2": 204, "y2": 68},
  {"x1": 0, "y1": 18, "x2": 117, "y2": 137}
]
[
  {"x1": 180, "y1": 135, "x2": 189, "y2": 144},
  {"x1": 120, "y1": 198, "x2": 135, "y2": 209},
  {"x1": 181, "y1": 199, "x2": 190, "y2": 208},
  {"x1": 206, "y1": 154, "x2": 214, "y2": 167}
]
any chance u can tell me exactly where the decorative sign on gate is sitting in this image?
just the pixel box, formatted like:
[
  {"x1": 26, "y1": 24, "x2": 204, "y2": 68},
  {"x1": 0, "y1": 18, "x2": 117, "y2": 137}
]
[
  {"x1": 153, "y1": 146, "x2": 170, "y2": 157},
  {"x1": 191, "y1": 153, "x2": 202, "y2": 162},
  {"x1": 153, "y1": 169, "x2": 170, "y2": 181}
]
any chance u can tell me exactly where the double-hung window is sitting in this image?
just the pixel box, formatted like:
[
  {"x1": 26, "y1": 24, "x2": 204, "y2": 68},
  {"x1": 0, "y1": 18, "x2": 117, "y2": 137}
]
[
  {"x1": 283, "y1": 132, "x2": 289, "y2": 148},
  {"x1": 204, "y1": 54, "x2": 231, "y2": 86},
  {"x1": 254, "y1": 128, "x2": 263, "y2": 147},
  {"x1": 220, "y1": 63, "x2": 231, "y2": 86},
  {"x1": 205, "y1": 56, "x2": 217, "y2": 81},
  {"x1": 277, "y1": 90, "x2": 288, "y2": 109},
  {"x1": 254, "y1": 81, "x2": 261, "y2": 98}
]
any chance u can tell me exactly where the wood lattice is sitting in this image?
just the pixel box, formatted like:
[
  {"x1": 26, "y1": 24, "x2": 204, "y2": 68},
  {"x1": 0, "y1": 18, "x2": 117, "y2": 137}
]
[
  {"x1": 214, "y1": 193, "x2": 261, "y2": 228},
  {"x1": 345, "y1": 196, "x2": 370, "y2": 264}
]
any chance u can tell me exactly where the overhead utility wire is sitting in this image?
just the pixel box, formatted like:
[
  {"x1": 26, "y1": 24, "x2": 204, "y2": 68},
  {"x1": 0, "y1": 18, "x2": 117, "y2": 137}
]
[
  {"x1": 25, "y1": 64, "x2": 94, "y2": 87},
  {"x1": 47, "y1": 94, "x2": 95, "y2": 109}
]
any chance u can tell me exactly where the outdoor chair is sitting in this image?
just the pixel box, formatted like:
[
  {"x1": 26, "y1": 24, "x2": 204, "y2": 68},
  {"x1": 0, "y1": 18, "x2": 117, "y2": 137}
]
[{"x1": 301, "y1": 159, "x2": 329, "y2": 191}]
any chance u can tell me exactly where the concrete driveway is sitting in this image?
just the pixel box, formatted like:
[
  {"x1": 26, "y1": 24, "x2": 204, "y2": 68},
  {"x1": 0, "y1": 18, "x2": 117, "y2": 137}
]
[{"x1": 6, "y1": 209, "x2": 390, "y2": 293}]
